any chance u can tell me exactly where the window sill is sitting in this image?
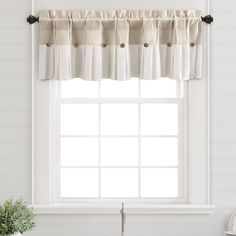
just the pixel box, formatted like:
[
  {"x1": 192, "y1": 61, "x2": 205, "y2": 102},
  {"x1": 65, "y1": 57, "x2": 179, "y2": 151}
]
[{"x1": 33, "y1": 204, "x2": 215, "y2": 215}]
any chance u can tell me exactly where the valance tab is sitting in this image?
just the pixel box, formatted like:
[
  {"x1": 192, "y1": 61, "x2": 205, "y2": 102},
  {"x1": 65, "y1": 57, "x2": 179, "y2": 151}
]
[{"x1": 39, "y1": 10, "x2": 203, "y2": 81}]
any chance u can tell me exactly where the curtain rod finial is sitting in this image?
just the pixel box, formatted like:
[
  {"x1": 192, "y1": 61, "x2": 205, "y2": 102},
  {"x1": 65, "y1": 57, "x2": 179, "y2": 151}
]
[
  {"x1": 201, "y1": 15, "x2": 213, "y2": 24},
  {"x1": 27, "y1": 15, "x2": 39, "y2": 24}
]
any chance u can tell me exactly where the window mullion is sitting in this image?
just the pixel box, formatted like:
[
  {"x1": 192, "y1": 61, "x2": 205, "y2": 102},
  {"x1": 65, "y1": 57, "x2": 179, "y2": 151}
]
[
  {"x1": 98, "y1": 81, "x2": 101, "y2": 198},
  {"x1": 59, "y1": 97, "x2": 181, "y2": 104},
  {"x1": 176, "y1": 80, "x2": 180, "y2": 98},
  {"x1": 138, "y1": 79, "x2": 141, "y2": 198},
  {"x1": 60, "y1": 134, "x2": 179, "y2": 138},
  {"x1": 56, "y1": 82, "x2": 62, "y2": 201}
]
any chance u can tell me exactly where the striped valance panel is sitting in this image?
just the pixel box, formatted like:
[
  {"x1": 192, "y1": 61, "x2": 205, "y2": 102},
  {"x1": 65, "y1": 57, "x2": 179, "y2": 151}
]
[{"x1": 39, "y1": 10, "x2": 203, "y2": 81}]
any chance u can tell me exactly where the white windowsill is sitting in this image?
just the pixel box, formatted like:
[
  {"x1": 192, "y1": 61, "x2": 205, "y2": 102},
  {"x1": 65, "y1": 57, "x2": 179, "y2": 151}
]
[{"x1": 33, "y1": 204, "x2": 215, "y2": 215}]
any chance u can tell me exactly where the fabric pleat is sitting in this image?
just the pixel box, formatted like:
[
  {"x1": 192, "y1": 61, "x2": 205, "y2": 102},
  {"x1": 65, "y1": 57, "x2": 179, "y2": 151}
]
[{"x1": 39, "y1": 44, "x2": 202, "y2": 80}]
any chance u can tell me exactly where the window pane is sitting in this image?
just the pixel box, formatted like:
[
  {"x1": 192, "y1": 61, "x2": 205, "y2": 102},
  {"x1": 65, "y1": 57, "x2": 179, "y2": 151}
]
[
  {"x1": 141, "y1": 104, "x2": 178, "y2": 135},
  {"x1": 101, "y1": 104, "x2": 138, "y2": 135},
  {"x1": 101, "y1": 168, "x2": 138, "y2": 197},
  {"x1": 100, "y1": 79, "x2": 138, "y2": 98},
  {"x1": 61, "y1": 104, "x2": 98, "y2": 135},
  {"x1": 61, "y1": 168, "x2": 98, "y2": 197},
  {"x1": 61, "y1": 138, "x2": 98, "y2": 166},
  {"x1": 141, "y1": 138, "x2": 178, "y2": 166},
  {"x1": 141, "y1": 168, "x2": 178, "y2": 197},
  {"x1": 101, "y1": 138, "x2": 138, "y2": 166},
  {"x1": 141, "y1": 80, "x2": 176, "y2": 98},
  {"x1": 61, "y1": 79, "x2": 98, "y2": 98}
]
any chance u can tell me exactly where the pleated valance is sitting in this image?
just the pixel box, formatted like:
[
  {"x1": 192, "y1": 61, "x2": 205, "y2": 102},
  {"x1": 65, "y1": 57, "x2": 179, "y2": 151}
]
[{"x1": 39, "y1": 10, "x2": 203, "y2": 81}]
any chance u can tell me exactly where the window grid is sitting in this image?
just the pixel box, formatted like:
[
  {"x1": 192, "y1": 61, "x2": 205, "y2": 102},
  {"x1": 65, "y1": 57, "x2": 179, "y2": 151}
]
[{"x1": 56, "y1": 80, "x2": 183, "y2": 200}]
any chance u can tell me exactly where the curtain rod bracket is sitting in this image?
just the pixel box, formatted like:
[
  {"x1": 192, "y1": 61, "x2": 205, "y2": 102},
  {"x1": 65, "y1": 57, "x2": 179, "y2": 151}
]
[
  {"x1": 201, "y1": 14, "x2": 213, "y2": 24},
  {"x1": 27, "y1": 15, "x2": 39, "y2": 24}
]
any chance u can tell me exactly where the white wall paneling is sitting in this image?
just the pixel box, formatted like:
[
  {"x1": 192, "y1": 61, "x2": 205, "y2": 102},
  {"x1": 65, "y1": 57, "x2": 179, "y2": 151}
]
[{"x1": 0, "y1": 0, "x2": 236, "y2": 235}]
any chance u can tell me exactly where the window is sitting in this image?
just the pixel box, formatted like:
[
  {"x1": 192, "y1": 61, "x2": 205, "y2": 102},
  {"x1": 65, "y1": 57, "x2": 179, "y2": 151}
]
[
  {"x1": 53, "y1": 79, "x2": 186, "y2": 203},
  {"x1": 32, "y1": 5, "x2": 214, "y2": 214},
  {"x1": 33, "y1": 74, "x2": 213, "y2": 213}
]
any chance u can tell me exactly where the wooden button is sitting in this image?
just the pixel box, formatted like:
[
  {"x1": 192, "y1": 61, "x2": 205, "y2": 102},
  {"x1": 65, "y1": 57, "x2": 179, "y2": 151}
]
[
  {"x1": 190, "y1": 42, "x2": 195, "y2": 47},
  {"x1": 46, "y1": 43, "x2": 52, "y2": 47},
  {"x1": 144, "y1": 43, "x2": 149, "y2": 47},
  {"x1": 120, "y1": 43, "x2": 125, "y2": 48},
  {"x1": 101, "y1": 42, "x2": 107, "y2": 48},
  {"x1": 167, "y1": 42, "x2": 172, "y2": 47},
  {"x1": 73, "y1": 43, "x2": 79, "y2": 48}
]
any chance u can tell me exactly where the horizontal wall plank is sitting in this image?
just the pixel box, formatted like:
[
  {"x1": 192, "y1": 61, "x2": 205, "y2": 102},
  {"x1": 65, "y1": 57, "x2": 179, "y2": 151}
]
[
  {"x1": 213, "y1": 193, "x2": 236, "y2": 208},
  {"x1": 0, "y1": 127, "x2": 30, "y2": 143},
  {"x1": 0, "y1": 29, "x2": 30, "y2": 44},
  {"x1": 27, "y1": 217, "x2": 226, "y2": 236},
  {"x1": 212, "y1": 111, "x2": 236, "y2": 127},
  {"x1": 0, "y1": 142, "x2": 30, "y2": 160},
  {"x1": 212, "y1": 77, "x2": 236, "y2": 93},
  {"x1": 212, "y1": 1, "x2": 236, "y2": 11},
  {"x1": 0, "y1": 189, "x2": 30, "y2": 202},
  {"x1": 212, "y1": 127, "x2": 236, "y2": 143},
  {"x1": 0, "y1": 160, "x2": 28, "y2": 187},
  {"x1": 35, "y1": 0, "x2": 204, "y2": 11},
  {"x1": 212, "y1": 160, "x2": 236, "y2": 177},
  {"x1": 212, "y1": 29, "x2": 236, "y2": 44},
  {"x1": 0, "y1": 110, "x2": 30, "y2": 127},
  {"x1": 212, "y1": 94, "x2": 236, "y2": 110},
  {"x1": 212, "y1": 43, "x2": 236, "y2": 62},
  {"x1": 0, "y1": 77, "x2": 30, "y2": 93},
  {"x1": 213, "y1": 176, "x2": 236, "y2": 193},
  {"x1": 0, "y1": 93, "x2": 30, "y2": 109},
  {"x1": 0, "y1": 45, "x2": 30, "y2": 61},
  {"x1": 212, "y1": 61, "x2": 236, "y2": 77},
  {"x1": 0, "y1": 11, "x2": 30, "y2": 29},
  {"x1": 212, "y1": 143, "x2": 236, "y2": 160},
  {"x1": 0, "y1": 0, "x2": 30, "y2": 11},
  {"x1": 0, "y1": 61, "x2": 30, "y2": 77}
]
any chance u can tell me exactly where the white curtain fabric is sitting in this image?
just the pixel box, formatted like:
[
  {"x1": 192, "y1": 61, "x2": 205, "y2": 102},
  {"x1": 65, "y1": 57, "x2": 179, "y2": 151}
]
[{"x1": 39, "y1": 10, "x2": 203, "y2": 81}]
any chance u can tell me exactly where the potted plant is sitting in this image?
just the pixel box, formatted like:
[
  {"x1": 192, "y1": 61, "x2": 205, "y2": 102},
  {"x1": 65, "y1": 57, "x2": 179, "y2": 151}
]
[{"x1": 0, "y1": 198, "x2": 35, "y2": 236}]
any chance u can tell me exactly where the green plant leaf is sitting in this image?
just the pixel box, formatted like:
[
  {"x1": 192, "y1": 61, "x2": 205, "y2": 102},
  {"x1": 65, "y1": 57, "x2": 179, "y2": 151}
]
[{"x1": 0, "y1": 198, "x2": 35, "y2": 234}]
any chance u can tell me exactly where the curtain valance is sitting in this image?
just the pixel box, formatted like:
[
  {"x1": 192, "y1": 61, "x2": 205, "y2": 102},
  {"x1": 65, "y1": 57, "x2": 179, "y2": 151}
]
[{"x1": 39, "y1": 10, "x2": 203, "y2": 81}]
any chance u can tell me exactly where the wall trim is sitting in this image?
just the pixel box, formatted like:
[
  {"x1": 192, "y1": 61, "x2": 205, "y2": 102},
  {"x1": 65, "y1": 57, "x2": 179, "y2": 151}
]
[{"x1": 33, "y1": 204, "x2": 215, "y2": 215}]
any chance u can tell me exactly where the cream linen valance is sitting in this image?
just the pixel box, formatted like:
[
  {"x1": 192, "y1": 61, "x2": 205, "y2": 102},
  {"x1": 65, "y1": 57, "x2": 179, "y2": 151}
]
[{"x1": 39, "y1": 10, "x2": 203, "y2": 81}]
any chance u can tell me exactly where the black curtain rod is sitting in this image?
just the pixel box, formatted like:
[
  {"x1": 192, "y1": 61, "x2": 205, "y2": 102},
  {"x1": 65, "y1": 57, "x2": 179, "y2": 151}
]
[{"x1": 26, "y1": 14, "x2": 213, "y2": 25}]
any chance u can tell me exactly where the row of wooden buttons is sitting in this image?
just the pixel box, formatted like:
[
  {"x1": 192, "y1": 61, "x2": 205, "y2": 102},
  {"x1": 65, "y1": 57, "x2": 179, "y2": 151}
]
[{"x1": 46, "y1": 42, "x2": 196, "y2": 47}]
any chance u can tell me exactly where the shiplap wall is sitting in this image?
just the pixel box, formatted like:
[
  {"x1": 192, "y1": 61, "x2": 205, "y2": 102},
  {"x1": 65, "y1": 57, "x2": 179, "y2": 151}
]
[{"x1": 0, "y1": 0, "x2": 236, "y2": 235}]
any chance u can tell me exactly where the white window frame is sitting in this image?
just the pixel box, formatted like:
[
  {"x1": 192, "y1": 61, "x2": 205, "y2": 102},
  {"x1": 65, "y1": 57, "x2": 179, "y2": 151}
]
[
  {"x1": 32, "y1": 23, "x2": 214, "y2": 215},
  {"x1": 51, "y1": 79, "x2": 186, "y2": 205}
]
